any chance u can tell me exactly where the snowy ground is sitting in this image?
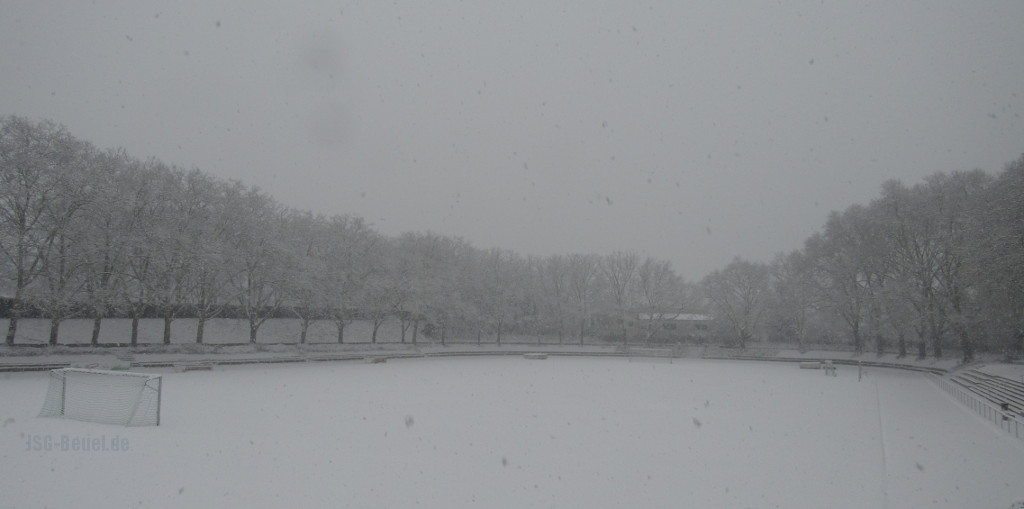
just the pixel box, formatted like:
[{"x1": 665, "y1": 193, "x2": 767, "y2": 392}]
[{"x1": 2, "y1": 357, "x2": 1022, "y2": 509}]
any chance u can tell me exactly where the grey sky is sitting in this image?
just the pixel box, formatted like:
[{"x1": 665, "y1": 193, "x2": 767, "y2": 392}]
[{"x1": 3, "y1": 0, "x2": 1022, "y2": 280}]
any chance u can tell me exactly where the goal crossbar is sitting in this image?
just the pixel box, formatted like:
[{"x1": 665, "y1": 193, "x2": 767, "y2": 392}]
[{"x1": 39, "y1": 368, "x2": 162, "y2": 426}]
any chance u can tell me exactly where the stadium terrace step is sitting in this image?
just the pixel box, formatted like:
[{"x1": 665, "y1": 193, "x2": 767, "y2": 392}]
[{"x1": 950, "y1": 369, "x2": 1024, "y2": 417}]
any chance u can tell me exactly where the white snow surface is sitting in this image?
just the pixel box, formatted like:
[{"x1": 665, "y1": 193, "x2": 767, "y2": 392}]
[{"x1": 2, "y1": 357, "x2": 1023, "y2": 509}]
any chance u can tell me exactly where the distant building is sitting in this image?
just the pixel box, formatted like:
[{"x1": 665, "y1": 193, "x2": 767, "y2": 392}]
[
  {"x1": 595, "y1": 310, "x2": 711, "y2": 343},
  {"x1": 636, "y1": 312, "x2": 711, "y2": 340}
]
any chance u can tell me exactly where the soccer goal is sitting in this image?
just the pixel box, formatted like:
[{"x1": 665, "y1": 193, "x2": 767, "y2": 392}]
[{"x1": 39, "y1": 368, "x2": 162, "y2": 426}]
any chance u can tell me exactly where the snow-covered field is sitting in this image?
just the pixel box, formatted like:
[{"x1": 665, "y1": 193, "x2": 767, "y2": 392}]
[{"x1": 2, "y1": 357, "x2": 1022, "y2": 509}]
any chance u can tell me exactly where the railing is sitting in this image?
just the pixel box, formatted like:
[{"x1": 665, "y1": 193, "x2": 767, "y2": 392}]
[{"x1": 933, "y1": 375, "x2": 1024, "y2": 441}]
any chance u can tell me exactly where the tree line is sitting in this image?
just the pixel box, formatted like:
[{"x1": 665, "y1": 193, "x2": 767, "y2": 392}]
[
  {"x1": 0, "y1": 116, "x2": 698, "y2": 347},
  {"x1": 703, "y1": 155, "x2": 1024, "y2": 362},
  {"x1": 2, "y1": 115, "x2": 1022, "y2": 360}
]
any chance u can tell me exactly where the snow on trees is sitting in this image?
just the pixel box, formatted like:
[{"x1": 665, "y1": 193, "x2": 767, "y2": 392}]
[{"x1": 2, "y1": 115, "x2": 1021, "y2": 354}]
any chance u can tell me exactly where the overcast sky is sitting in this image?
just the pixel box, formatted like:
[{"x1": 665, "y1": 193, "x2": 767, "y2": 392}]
[{"x1": 3, "y1": 1, "x2": 1022, "y2": 280}]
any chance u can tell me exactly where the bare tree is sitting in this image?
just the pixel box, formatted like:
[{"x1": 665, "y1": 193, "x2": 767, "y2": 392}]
[
  {"x1": 146, "y1": 164, "x2": 212, "y2": 345},
  {"x1": 278, "y1": 210, "x2": 331, "y2": 344},
  {"x1": 408, "y1": 233, "x2": 474, "y2": 345},
  {"x1": 25, "y1": 129, "x2": 94, "y2": 345},
  {"x1": 567, "y1": 253, "x2": 601, "y2": 344},
  {"x1": 323, "y1": 215, "x2": 381, "y2": 343},
  {"x1": 765, "y1": 251, "x2": 817, "y2": 351},
  {"x1": 77, "y1": 149, "x2": 145, "y2": 345},
  {"x1": 182, "y1": 170, "x2": 238, "y2": 344},
  {"x1": 539, "y1": 254, "x2": 572, "y2": 344},
  {"x1": 601, "y1": 251, "x2": 639, "y2": 345},
  {"x1": 220, "y1": 184, "x2": 289, "y2": 343},
  {"x1": 474, "y1": 248, "x2": 528, "y2": 346},
  {"x1": 926, "y1": 171, "x2": 991, "y2": 362},
  {"x1": 394, "y1": 233, "x2": 474, "y2": 345},
  {"x1": 635, "y1": 256, "x2": 686, "y2": 344},
  {"x1": 803, "y1": 207, "x2": 881, "y2": 354},
  {"x1": 702, "y1": 257, "x2": 769, "y2": 349},
  {"x1": 0, "y1": 117, "x2": 86, "y2": 345},
  {"x1": 387, "y1": 233, "x2": 424, "y2": 344},
  {"x1": 968, "y1": 155, "x2": 1024, "y2": 358},
  {"x1": 880, "y1": 179, "x2": 955, "y2": 358}
]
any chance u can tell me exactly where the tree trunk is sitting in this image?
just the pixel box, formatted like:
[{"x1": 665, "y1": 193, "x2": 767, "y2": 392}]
[
  {"x1": 336, "y1": 321, "x2": 346, "y2": 344},
  {"x1": 130, "y1": 315, "x2": 140, "y2": 347},
  {"x1": 91, "y1": 314, "x2": 102, "y2": 346},
  {"x1": 897, "y1": 331, "x2": 907, "y2": 358},
  {"x1": 48, "y1": 317, "x2": 60, "y2": 346},
  {"x1": 928, "y1": 307, "x2": 943, "y2": 358},
  {"x1": 163, "y1": 315, "x2": 173, "y2": 345},
  {"x1": 5, "y1": 314, "x2": 17, "y2": 346},
  {"x1": 371, "y1": 319, "x2": 383, "y2": 344},
  {"x1": 196, "y1": 315, "x2": 207, "y2": 345},
  {"x1": 411, "y1": 317, "x2": 419, "y2": 345},
  {"x1": 5, "y1": 284, "x2": 27, "y2": 346},
  {"x1": 299, "y1": 317, "x2": 310, "y2": 344},
  {"x1": 957, "y1": 324, "x2": 974, "y2": 363},
  {"x1": 931, "y1": 326, "x2": 943, "y2": 358}
]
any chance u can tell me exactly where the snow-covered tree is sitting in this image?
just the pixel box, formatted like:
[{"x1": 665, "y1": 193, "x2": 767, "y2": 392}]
[
  {"x1": 0, "y1": 117, "x2": 88, "y2": 344},
  {"x1": 635, "y1": 256, "x2": 689, "y2": 344},
  {"x1": 601, "y1": 251, "x2": 639, "y2": 344},
  {"x1": 22, "y1": 127, "x2": 94, "y2": 344},
  {"x1": 322, "y1": 215, "x2": 381, "y2": 343},
  {"x1": 567, "y1": 253, "x2": 602, "y2": 344},
  {"x1": 76, "y1": 149, "x2": 150, "y2": 345},
  {"x1": 220, "y1": 184, "x2": 290, "y2": 343},
  {"x1": 966, "y1": 155, "x2": 1024, "y2": 358},
  {"x1": 764, "y1": 251, "x2": 817, "y2": 351},
  {"x1": 879, "y1": 178, "x2": 958, "y2": 358},
  {"x1": 277, "y1": 210, "x2": 331, "y2": 344},
  {"x1": 702, "y1": 257, "x2": 769, "y2": 349},
  {"x1": 538, "y1": 254, "x2": 572, "y2": 344},
  {"x1": 803, "y1": 206, "x2": 880, "y2": 353}
]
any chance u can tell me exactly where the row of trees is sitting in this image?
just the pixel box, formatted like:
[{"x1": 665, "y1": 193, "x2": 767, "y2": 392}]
[
  {"x1": 0, "y1": 116, "x2": 699, "y2": 347},
  {"x1": 3, "y1": 116, "x2": 1021, "y2": 360},
  {"x1": 702, "y1": 156, "x2": 1024, "y2": 362}
]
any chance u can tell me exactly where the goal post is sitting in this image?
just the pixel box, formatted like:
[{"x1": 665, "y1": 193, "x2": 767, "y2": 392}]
[{"x1": 39, "y1": 368, "x2": 162, "y2": 426}]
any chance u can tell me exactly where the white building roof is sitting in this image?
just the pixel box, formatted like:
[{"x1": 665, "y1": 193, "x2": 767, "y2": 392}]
[{"x1": 637, "y1": 313, "x2": 711, "y2": 321}]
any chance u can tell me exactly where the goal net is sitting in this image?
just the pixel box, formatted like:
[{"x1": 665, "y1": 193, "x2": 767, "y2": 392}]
[{"x1": 39, "y1": 368, "x2": 162, "y2": 426}]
